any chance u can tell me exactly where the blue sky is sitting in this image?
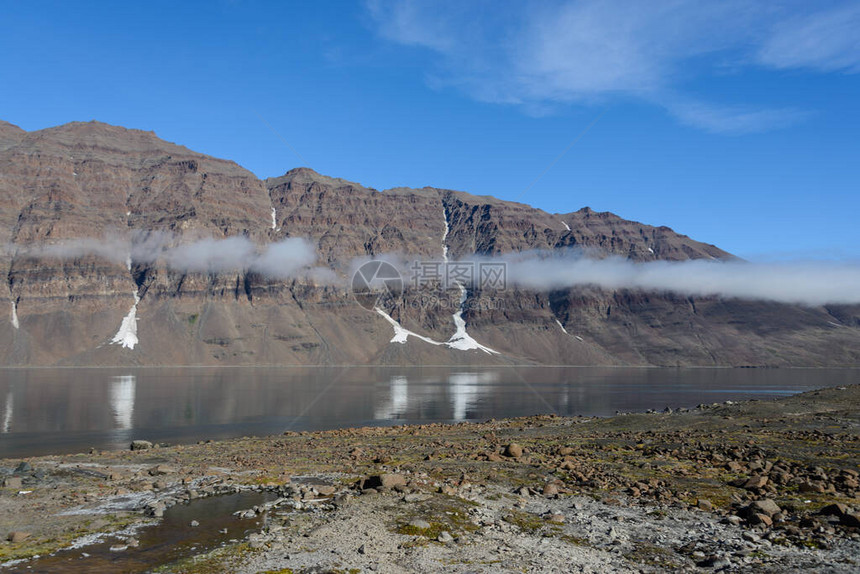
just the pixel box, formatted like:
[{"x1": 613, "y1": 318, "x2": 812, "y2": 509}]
[{"x1": 1, "y1": 1, "x2": 858, "y2": 260}]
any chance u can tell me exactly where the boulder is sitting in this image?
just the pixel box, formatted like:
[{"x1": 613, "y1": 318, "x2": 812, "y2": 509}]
[
  {"x1": 148, "y1": 464, "x2": 176, "y2": 476},
  {"x1": 503, "y1": 443, "x2": 523, "y2": 458},
  {"x1": 748, "y1": 513, "x2": 773, "y2": 527},
  {"x1": 742, "y1": 475, "x2": 768, "y2": 490},
  {"x1": 361, "y1": 473, "x2": 406, "y2": 490},
  {"x1": 3, "y1": 477, "x2": 23, "y2": 489},
  {"x1": 818, "y1": 503, "x2": 849, "y2": 517},
  {"x1": 749, "y1": 499, "x2": 781, "y2": 517},
  {"x1": 7, "y1": 531, "x2": 30, "y2": 543}
]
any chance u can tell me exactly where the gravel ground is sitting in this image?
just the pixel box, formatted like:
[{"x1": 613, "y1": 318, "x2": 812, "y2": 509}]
[{"x1": 2, "y1": 384, "x2": 859, "y2": 572}]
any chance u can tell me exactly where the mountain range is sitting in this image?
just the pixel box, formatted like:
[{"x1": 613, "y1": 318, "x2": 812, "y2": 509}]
[{"x1": 1, "y1": 119, "x2": 858, "y2": 366}]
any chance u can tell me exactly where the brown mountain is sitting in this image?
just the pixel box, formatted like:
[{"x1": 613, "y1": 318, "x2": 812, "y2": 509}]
[{"x1": 1, "y1": 120, "x2": 857, "y2": 367}]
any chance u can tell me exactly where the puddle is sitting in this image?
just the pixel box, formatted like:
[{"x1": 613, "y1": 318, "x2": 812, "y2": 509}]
[{"x1": 4, "y1": 490, "x2": 277, "y2": 573}]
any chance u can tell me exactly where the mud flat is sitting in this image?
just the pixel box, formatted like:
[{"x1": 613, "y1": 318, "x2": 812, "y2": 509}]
[{"x1": 2, "y1": 385, "x2": 859, "y2": 572}]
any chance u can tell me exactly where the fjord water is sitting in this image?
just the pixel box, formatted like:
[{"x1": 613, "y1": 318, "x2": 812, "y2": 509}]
[{"x1": 1, "y1": 367, "x2": 858, "y2": 458}]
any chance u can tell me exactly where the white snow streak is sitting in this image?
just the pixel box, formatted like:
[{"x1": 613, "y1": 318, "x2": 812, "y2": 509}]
[
  {"x1": 374, "y1": 207, "x2": 498, "y2": 354},
  {"x1": 111, "y1": 292, "x2": 140, "y2": 350},
  {"x1": 446, "y1": 284, "x2": 498, "y2": 353},
  {"x1": 555, "y1": 319, "x2": 568, "y2": 334},
  {"x1": 270, "y1": 207, "x2": 277, "y2": 230},
  {"x1": 441, "y1": 207, "x2": 497, "y2": 354},
  {"x1": 562, "y1": 221, "x2": 570, "y2": 231},
  {"x1": 110, "y1": 375, "x2": 136, "y2": 430},
  {"x1": 375, "y1": 307, "x2": 444, "y2": 346},
  {"x1": 442, "y1": 214, "x2": 450, "y2": 262},
  {"x1": 647, "y1": 247, "x2": 654, "y2": 254},
  {"x1": 10, "y1": 301, "x2": 19, "y2": 330}
]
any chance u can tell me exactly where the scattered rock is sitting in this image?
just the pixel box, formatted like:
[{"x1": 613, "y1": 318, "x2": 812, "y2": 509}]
[
  {"x1": 543, "y1": 483, "x2": 560, "y2": 497},
  {"x1": 818, "y1": 503, "x2": 849, "y2": 517},
  {"x1": 748, "y1": 513, "x2": 773, "y2": 527},
  {"x1": 361, "y1": 474, "x2": 406, "y2": 490},
  {"x1": 743, "y1": 475, "x2": 768, "y2": 490},
  {"x1": 503, "y1": 443, "x2": 523, "y2": 458},
  {"x1": 190, "y1": 520, "x2": 199, "y2": 527},
  {"x1": 148, "y1": 464, "x2": 176, "y2": 476},
  {"x1": 130, "y1": 440, "x2": 153, "y2": 451},
  {"x1": 3, "y1": 477, "x2": 23, "y2": 489},
  {"x1": 437, "y1": 530, "x2": 454, "y2": 543},
  {"x1": 699, "y1": 555, "x2": 731, "y2": 569},
  {"x1": 7, "y1": 531, "x2": 30, "y2": 543},
  {"x1": 748, "y1": 499, "x2": 781, "y2": 517},
  {"x1": 408, "y1": 519, "x2": 431, "y2": 530}
]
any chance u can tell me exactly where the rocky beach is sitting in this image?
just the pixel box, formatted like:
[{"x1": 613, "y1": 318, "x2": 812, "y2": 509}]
[{"x1": 1, "y1": 383, "x2": 859, "y2": 572}]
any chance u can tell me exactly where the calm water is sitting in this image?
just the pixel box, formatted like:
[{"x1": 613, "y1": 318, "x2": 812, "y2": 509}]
[
  {"x1": 5, "y1": 490, "x2": 276, "y2": 573},
  {"x1": 1, "y1": 366, "x2": 858, "y2": 459}
]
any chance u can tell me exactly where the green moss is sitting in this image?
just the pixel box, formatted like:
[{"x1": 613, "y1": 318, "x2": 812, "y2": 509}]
[
  {"x1": 152, "y1": 541, "x2": 255, "y2": 573},
  {"x1": 0, "y1": 514, "x2": 140, "y2": 563},
  {"x1": 502, "y1": 509, "x2": 546, "y2": 533},
  {"x1": 624, "y1": 542, "x2": 679, "y2": 568}
]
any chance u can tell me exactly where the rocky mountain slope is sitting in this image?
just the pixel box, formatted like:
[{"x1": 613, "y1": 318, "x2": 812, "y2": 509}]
[{"x1": 1, "y1": 120, "x2": 857, "y2": 367}]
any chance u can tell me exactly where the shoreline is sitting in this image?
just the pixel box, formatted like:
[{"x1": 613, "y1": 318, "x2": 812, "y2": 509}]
[{"x1": 2, "y1": 385, "x2": 859, "y2": 572}]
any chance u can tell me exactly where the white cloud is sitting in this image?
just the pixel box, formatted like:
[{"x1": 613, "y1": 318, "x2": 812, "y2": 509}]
[{"x1": 367, "y1": 1, "x2": 859, "y2": 133}]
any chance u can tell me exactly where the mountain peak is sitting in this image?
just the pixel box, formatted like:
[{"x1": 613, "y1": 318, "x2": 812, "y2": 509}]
[
  {"x1": 268, "y1": 166, "x2": 374, "y2": 192},
  {"x1": 0, "y1": 120, "x2": 26, "y2": 149}
]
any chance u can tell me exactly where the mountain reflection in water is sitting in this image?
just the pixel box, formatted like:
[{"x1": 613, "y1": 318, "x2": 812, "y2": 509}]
[{"x1": 1, "y1": 366, "x2": 857, "y2": 458}]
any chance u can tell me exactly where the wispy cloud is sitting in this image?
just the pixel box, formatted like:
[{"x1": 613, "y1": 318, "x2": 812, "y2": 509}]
[
  {"x1": 16, "y1": 234, "x2": 323, "y2": 280},
  {"x1": 472, "y1": 250, "x2": 860, "y2": 306},
  {"x1": 665, "y1": 99, "x2": 812, "y2": 135},
  {"x1": 757, "y1": 4, "x2": 860, "y2": 73},
  {"x1": 367, "y1": 1, "x2": 859, "y2": 133}
]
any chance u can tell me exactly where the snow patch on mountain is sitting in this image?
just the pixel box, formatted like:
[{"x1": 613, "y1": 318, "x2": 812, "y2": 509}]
[
  {"x1": 446, "y1": 285, "x2": 498, "y2": 354},
  {"x1": 375, "y1": 307, "x2": 444, "y2": 346}
]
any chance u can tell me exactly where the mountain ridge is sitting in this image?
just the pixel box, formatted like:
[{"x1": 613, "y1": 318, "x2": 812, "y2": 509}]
[{"x1": 0, "y1": 119, "x2": 856, "y2": 367}]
